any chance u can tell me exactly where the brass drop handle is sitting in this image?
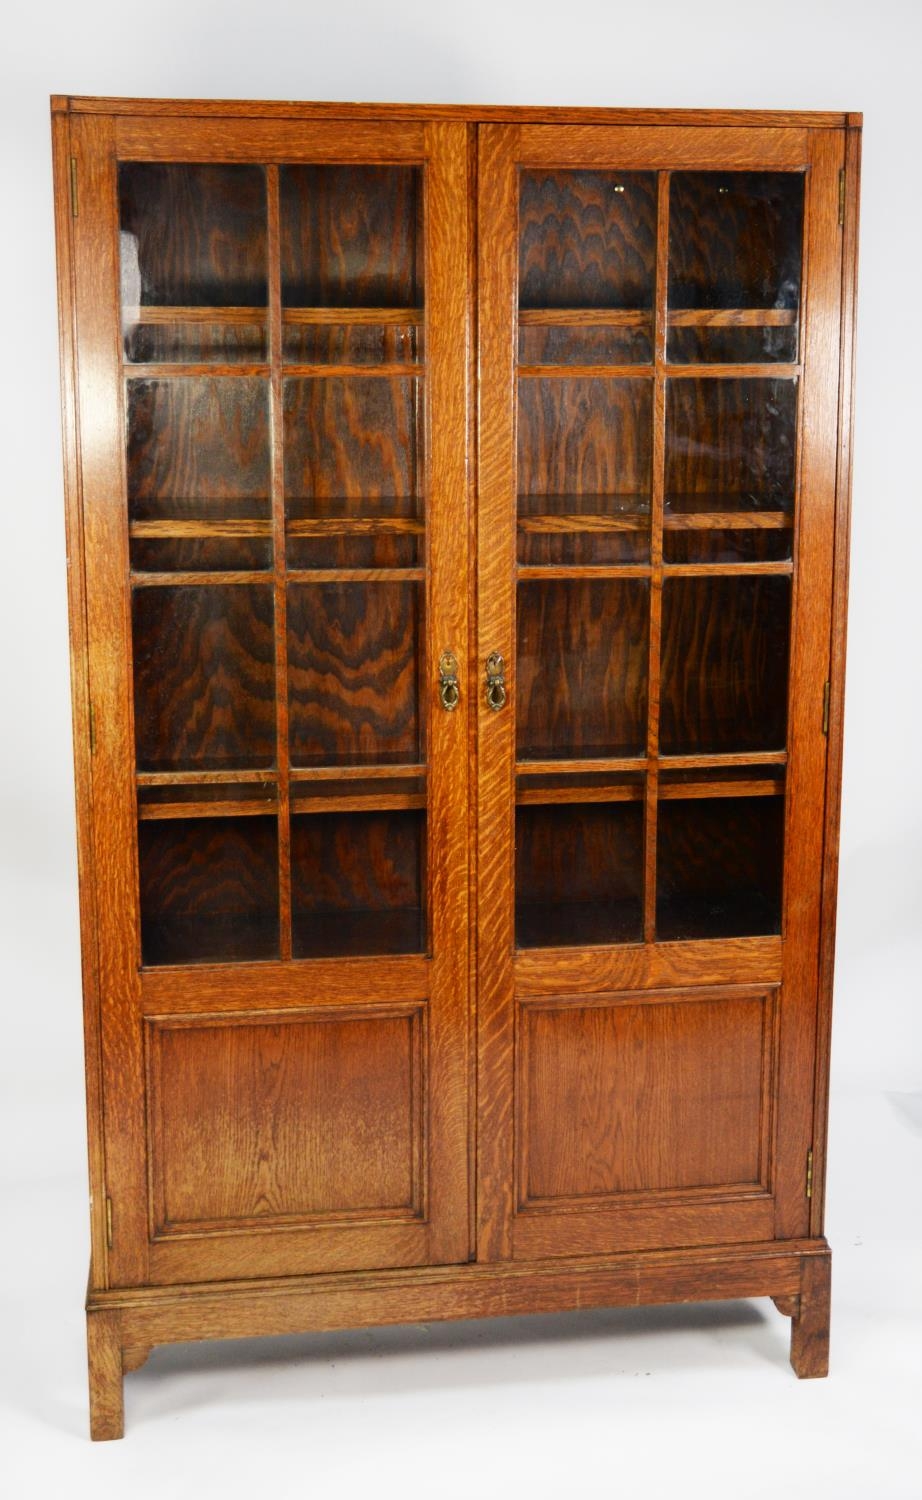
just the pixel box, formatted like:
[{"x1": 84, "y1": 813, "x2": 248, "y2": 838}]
[
  {"x1": 485, "y1": 652, "x2": 507, "y2": 712},
  {"x1": 438, "y1": 650, "x2": 460, "y2": 712}
]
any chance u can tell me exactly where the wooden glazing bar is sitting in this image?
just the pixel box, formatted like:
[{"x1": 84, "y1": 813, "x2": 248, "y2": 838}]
[
  {"x1": 282, "y1": 307, "x2": 424, "y2": 325},
  {"x1": 136, "y1": 770, "x2": 278, "y2": 786},
  {"x1": 129, "y1": 519, "x2": 273, "y2": 538},
  {"x1": 289, "y1": 763, "x2": 427, "y2": 781},
  {"x1": 286, "y1": 517, "x2": 426, "y2": 536},
  {"x1": 643, "y1": 170, "x2": 671, "y2": 944},
  {"x1": 667, "y1": 308, "x2": 798, "y2": 327},
  {"x1": 663, "y1": 561, "x2": 793, "y2": 576},
  {"x1": 267, "y1": 166, "x2": 293, "y2": 961},
  {"x1": 286, "y1": 568, "x2": 427, "y2": 583},
  {"x1": 517, "y1": 308, "x2": 651, "y2": 327}
]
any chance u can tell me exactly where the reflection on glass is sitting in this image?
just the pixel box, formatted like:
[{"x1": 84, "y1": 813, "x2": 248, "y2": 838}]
[
  {"x1": 119, "y1": 164, "x2": 268, "y2": 362},
  {"x1": 667, "y1": 172, "x2": 804, "y2": 363}
]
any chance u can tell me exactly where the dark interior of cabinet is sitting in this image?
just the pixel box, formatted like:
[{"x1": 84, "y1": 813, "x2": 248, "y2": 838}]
[
  {"x1": 138, "y1": 814, "x2": 280, "y2": 965},
  {"x1": 290, "y1": 809, "x2": 426, "y2": 957},
  {"x1": 659, "y1": 576, "x2": 790, "y2": 755},
  {"x1": 516, "y1": 800, "x2": 645, "y2": 948},
  {"x1": 665, "y1": 378, "x2": 797, "y2": 513},
  {"x1": 656, "y1": 793, "x2": 784, "y2": 940}
]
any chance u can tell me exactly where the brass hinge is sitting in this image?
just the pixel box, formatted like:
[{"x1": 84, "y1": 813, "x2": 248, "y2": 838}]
[
  {"x1": 70, "y1": 157, "x2": 78, "y2": 218},
  {"x1": 105, "y1": 1195, "x2": 113, "y2": 1249},
  {"x1": 88, "y1": 700, "x2": 96, "y2": 754},
  {"x1": 822, "y1": 680, "x2": 831, "y2": 737},
  {"x1": 805, "y1": 1148, "x2": 814, "y2": 1200},
  {"x1": 838, "y1": 167, "x2": 846, "y2": 228}
]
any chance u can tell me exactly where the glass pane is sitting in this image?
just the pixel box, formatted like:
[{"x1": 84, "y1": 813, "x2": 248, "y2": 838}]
[
  {"x1": 516, "y1": 798, "x2": 645, "y2": 948},
  {"x1": 280, "y1": 165, "x2": 421, "y2": 309},
  {"x1": 659, "y1": 577, "x2": 790, "y2": 755},
  {"x1": 656, "y1": 783, "x2": 784, "y2": 940},
  {"x1": 517, "y1": 581, "x2": 649, "y2": 760},
  {"x1": 517, "y1": 378, "x2": 652, "y2": 565},
  {"x1": 667, "y1": 171, "x2": 804, "y2": 364},
  {"x1": 119, "y1": 164, "x2": 268, "y2": 362},
  {"x1": 664, "y1": 377, "x2": 796, "y2": 563},
  {"x1": 132, "y1": 585, "x2": 276, "y2": 772},
  {"x1": 519, "y1": 170, "x2": 657, "y2": 311},
  {"x1": 139, "y1": 816, "x2": 279, "y2": 965},
  {"x1": 283, "y1": 376, "x2": 422, "y2": 569},
  {"x1": 291, "y1": 810, "x2": 426, "y2": 958}
]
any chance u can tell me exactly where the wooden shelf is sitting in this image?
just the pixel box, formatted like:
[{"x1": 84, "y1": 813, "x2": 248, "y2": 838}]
[
  {"x1": 517, "y1": 782, "x2": 644, "y2": 806},
  {"x1": 518, "y1": 308, "x2": 651, "y2": 327},
  {"x1": 291, "y1": 791, "x2": 426, "y2": 815},
  {"x1": 125, "y1": 306, "x2": 423, "y2": 326},
  {"x1": 667, "y1": 308, "x2": 798, "y2": 327},
  {"x1": 136, "y1": 770, "x2": 278, "y2": 787},
  {"x1": 287, "y1": 516, "x2": 425, "y2": 537},
  {"x1": 130, "y1": 519, "x2": 272, "y2": 539},
  {"x1": 289, "y1": 764, "x2": 426, "y2": 781},
  {"x1": 664, "y1": 510, "x2": 792, "y2": 531},
  {"x1": 517, "y1": 752, "x2": 786, "y2": 776},
  {"x1": 283, "y1": 307, "x2": 424, "y2": 325},
  {"x1": 138, "y1": 798, "x2": 277, "y2": 821},
  {"x1": 658, "y1": 779, "x2": 783, "y2": 800}
]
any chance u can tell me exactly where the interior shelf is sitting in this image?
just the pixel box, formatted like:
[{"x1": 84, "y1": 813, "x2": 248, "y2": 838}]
[
  {"x1": 125, "y1": 305, "x2": 423, "y2": 325},
  {"x1": 518, "y1": 308, "x2": 651, "y2": 327},
  {"x1": 666, "y1": 308, "x2": 798, "y2": 327},
  {"x1": 515, "y1": 307, "x2": 795, "y2": 329}
]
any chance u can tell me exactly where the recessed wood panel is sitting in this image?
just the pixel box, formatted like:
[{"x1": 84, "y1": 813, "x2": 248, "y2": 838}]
[
  {"x1": 519, "y1": 989, "x2": 774, "y2": 1204},
  {"x1": 280, "y1": 165, "x2": 422, "y2": 308},
  {"x1": 147, "y1": 1008, "x2": 424, "y2": 1232}
]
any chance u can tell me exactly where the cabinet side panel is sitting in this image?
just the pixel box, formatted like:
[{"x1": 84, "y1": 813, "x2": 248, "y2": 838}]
[
  {"x1": 70, "y1": 113, "x2": 149, "y2": 1284},
  {"x1": 812, "y1": 125, "x2": 861, "y2": 1233},
  {"x1": 52, "y1": 105, "x2": 109, "y2": 1288}
]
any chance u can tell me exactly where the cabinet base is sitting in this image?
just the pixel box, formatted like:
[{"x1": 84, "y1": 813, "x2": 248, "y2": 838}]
[{"x1": 86, "y1": 1237, "x2": 831, "y2": 1439}]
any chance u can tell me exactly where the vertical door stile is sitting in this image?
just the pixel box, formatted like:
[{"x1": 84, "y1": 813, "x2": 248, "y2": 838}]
[{"x1": 266, "y1": 165, "x2": 293, "y2": 960}]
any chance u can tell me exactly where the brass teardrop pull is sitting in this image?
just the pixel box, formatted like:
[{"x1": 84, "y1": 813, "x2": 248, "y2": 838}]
[
  {"x1": 485, "y1": 652, "x2": 506, "y2": 712},
  {"x1": 438, "y1": 650, "x2": 460, "y2": 711}
]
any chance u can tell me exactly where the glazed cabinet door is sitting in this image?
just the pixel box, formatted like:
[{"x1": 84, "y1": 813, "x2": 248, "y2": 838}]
[
  {"x1": 66, "y1": 112, "x2": 471, "y2": 1285},
  {"x1": 477, "y1": 123, "x2": 845, "y2": 1260}
]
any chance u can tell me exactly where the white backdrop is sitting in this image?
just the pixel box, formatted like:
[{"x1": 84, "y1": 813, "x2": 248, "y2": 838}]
[{"x1": 1, "y1": 1, "x2": 920, "y2": 1493}]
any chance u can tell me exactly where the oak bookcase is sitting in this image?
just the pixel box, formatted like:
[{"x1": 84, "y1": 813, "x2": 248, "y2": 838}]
[{"x1": 51, "y1": 98, "x2": 860, "y2": 1438}]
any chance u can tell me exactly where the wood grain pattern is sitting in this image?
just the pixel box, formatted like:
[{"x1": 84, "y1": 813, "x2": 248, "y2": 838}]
[
  {"x1": 147, "y1": 1008, "x2": 423, "y2": 1230},
  {"x1": 286, "y1": 581, "x2": 422, "y2": 766},
  {"x1": 290, "y1": 809, "x2": 426, "y2": 957},
  {"x1": 132, "y1": 584, "x2": 276, "y2": 770},
  {"x1": 659, "y1": 576, "x2": 791, "y2": 754},
  {"x1": 517, "y1": 377, "x2": 652, "y2": 498},
  {"x1": 282, "y1": 375, "x2": 420, "y2": 500},
  {"x1": 517, "y1": 580, "x2": 649, "y2": 759},
  {"x1": 790, "y1": 1249, "x2": 831, "y2": 1377},
  {"x1": 87, "y1": 1308, "x2": 123, "y2": 1441},
  {"x1": 119, "y1": 163, "x2": 267, "y2": 309},
  {"x1": 127, "y1": 378, "x2": 270, "y2": 513},
  {"x1": 138, "y1": 815, "x2": 279, "y2": 965},
  {"x1": 519, "y1": 989, "x2": 772, "y2": 1202},
  {"x1": 518, "y1": 170, "x2": 656, "y2": 310},
  {"x1": 280, "y1": 164, "x2": 421, "y2": 308},
  {"x1": 665, "y1": 377, "x2": 797, "y2": 509},
  {"x1": 515, "y1": 934, "x2": 782, "y2": 994}
]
